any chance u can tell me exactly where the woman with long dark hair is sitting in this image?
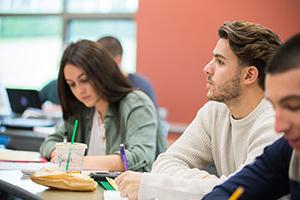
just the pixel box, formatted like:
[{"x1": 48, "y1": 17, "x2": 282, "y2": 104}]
[{"x1": 40, "y1": 40, "x2": 165, "y2": 172}]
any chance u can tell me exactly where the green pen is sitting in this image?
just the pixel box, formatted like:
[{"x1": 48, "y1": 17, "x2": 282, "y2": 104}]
[{"x1": 98, "y1": 181, "x2": 116, "y2": 191}]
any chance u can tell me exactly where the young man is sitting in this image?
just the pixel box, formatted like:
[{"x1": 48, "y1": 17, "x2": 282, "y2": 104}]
[
  {"x1": 203, "y1": 33, "x2": 300, "y2": 200},
  {"x1": 115, "y1": 21, "x2": 282, "y2": 200}
]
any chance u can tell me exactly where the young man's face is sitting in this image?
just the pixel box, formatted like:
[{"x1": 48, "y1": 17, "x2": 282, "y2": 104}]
[
  {"x1": 266, "y1": 68, "x2": 300, "y2": 156},
  {"x1": 203, "y1": 38, "x2": 242, "y2": 104}
]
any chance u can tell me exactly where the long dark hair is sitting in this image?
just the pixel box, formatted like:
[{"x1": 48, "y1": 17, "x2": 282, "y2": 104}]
[{"x1": 58, "y1": 39, "x2": 133, "y2": 119}]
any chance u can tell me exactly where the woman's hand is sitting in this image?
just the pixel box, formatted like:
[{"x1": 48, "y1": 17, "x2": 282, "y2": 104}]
[{"x1": 50, "y1": 149, "x2": 57, "y2": 163}]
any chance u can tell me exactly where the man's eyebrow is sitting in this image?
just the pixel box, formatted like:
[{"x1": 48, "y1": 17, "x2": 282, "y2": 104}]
[
  {"x1": 213, "y1": 53, "x2": 226, "y2": 60},
  {"x1": 279, "y1": 95, "x2": 300, "y2": 104}
]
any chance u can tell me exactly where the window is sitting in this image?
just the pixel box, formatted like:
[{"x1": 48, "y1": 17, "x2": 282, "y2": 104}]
[
  {"x1": 67, "y1": 0, "x2": 138, "y2": 13},
  {"x1": 68, "y1": 19, "x2": 136, "y2": 73},
  {"x1": 0, "y1": 16, "x2": 62, "y2": 89},
  {"x1": 0, "y1": 0, "x2": 138, "y2": 89}
]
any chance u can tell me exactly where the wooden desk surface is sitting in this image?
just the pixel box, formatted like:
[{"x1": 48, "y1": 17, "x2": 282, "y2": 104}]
[{"x1": 0, "y1": 170, "x2": 104, "y2": 200}]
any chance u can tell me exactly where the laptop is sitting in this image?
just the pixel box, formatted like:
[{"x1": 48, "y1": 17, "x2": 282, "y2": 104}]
[
  {"x1": 6, "y1": 88, "x2": 42, "y2": 114},
  {"x1": 2, "y1": 88, "x2": 55, "y2": 130}
]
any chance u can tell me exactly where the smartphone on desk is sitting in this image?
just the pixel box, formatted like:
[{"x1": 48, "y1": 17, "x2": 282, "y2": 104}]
[{"x1": 89, "y1": 171, "x2": 121, "y2": 181}]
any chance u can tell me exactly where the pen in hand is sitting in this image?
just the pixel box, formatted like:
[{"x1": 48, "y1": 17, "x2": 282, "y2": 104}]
[{"x1": 120, "y1": 144, "x2": 128, "y2": 171}]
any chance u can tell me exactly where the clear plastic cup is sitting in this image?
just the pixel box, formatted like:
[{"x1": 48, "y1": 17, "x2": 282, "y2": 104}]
[{"x1": 55, "y1": 142, "x2": 87, "y2": 172}]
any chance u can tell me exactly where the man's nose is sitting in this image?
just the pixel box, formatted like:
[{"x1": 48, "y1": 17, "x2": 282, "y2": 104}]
[{"x1": 203, "y1": 60, "x2": 213, "y2": 75}]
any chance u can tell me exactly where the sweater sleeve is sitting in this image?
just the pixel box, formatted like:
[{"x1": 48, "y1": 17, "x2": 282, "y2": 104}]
[
  {"x1": 139, "y1": 105, "x2": 219, "y2": 199},
  {"x1": 151, "y1": 105, "x2": 213, "y2": 178},
  {"x1": 114, "y1": 93, "x2": 164, "y2": 172},
  {"x1": 139, "y1": 173, "x2": 218, "y2": 200},
  {"x1": 203, "y1": 137, "x2": 291, "y2": 200}
]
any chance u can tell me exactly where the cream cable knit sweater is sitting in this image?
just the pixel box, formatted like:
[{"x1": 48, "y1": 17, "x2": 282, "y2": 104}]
[{"x1": 139, "y1": 99, "x2": 281, "y2": 200}]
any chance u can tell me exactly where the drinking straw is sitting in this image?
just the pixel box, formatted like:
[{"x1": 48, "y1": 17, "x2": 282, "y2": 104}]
[{"x1": 65, "y1": 119, "x2": 78, "y2": 171}]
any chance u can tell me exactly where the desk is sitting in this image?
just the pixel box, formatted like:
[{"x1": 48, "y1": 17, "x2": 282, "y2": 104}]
[
  {"x1": 0, "y1": 129, "x2": 45, "y2": 151},
  {"x1": 0, "y1": 170, "x2": 104, "y2": 200}
]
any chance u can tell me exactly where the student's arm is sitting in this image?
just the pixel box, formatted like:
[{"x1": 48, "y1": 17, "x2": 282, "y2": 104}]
[
  {"x1": 84, "y1": 92, "x2": 163, "y2": 172},
  {"x1": 151, "y1": 105, "x2": 214, "y2": 179},
  {"x1": 121, "y1": 105, "x2": 158, "y2": 172},
  {"x1": 39, "y1": 122, "x2": 66, "y2": 159},
  {"x1": 136, "y1": 105, "x2": 218, "y2": 199},
  {"x1": 84, "y1": 154, "x2": 125, "y2": 171},
  {"x1": 203, "y1": 138, "x2": 291, "y2": 200},
  {"x1": 116, "y1": 171, "x2": 218, "y2": 200}
]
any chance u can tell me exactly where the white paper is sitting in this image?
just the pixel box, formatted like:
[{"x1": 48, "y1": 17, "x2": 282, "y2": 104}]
[
  {"x1": 104, "y1": 191, "x2": 128, "y2": 200},
  {"x1": 0, "y1": 161, "x2": 55, "y2": 170}
]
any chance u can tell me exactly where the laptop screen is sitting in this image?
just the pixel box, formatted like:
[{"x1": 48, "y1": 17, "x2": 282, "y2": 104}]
[{"x1": 6, "y1": 88, "x2": 41, "y2": 114}]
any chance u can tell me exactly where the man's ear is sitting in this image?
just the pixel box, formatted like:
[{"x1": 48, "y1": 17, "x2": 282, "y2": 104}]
[
  {"x1": 113, "y1": 55, "x2": 122, "y2": 66},
  {"x1": 242, "y1": 66, "x2": 259, "y2": 85}
]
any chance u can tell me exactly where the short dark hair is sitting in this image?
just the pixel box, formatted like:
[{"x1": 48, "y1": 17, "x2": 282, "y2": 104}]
[
  {"x1": 58, "y1": 40, "x2": 132, "y2": 119},
  {"x1": 266, "y1": 33, "x2": 300, "y2": 75},
  {"x1": 97, "y1": 36, "x2": 123, "y2": 58},
  {"x1": 218, "y1": 21, "x2": 281, "y2": 90}
]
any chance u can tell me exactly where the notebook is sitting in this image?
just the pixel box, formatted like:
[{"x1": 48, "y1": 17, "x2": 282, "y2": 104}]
[{"x1": 6, "y1": 88, "x2": 42, "y2": 114}]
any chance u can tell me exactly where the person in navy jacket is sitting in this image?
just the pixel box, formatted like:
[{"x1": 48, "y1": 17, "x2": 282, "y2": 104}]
[{"x1": 203, "y1": 33, "x2": 300, "y2": 200}]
